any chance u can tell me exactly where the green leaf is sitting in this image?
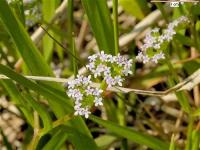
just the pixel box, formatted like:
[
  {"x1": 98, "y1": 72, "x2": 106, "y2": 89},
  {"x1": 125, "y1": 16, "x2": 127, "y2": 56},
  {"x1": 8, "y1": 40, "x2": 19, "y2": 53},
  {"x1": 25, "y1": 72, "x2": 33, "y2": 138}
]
[
  {"x1": 169, "y1": 135, "x2": 176, "y2": 150},
  {"x1": 95, "y1": 135, "x2": 117, "y2": 150},
  {"x1": 42, "y1": 0, "x2": 60, "y2": 62},
  {"x1": 192, "y1": 108, "x2": 200, "y2": 117},
  {"x1": 22, "y1": 93, "x2": 52, "y2": 133},
  {"x1": 90, "y1": 115, "x2": 169, "y2": 150},
  {"x1": 81, "y1": 0, "x2": 115, "y2": 54},
  {"x1": 0, "y1": 64, "x2": 94, "y2": 139},
  {"x1": 42, "y1": 125, "x2": 98, "y2": 150},
  {"x1": 0, "y1": 1, "x2": 93, "y2": 139},
  {"x1": 0, "y1": 0, "x2": 52, "y2": 76},
  {"x1": 191, "y1": 129, "x2": 200, "y2": 150},
  {"x1": 174, "y1": 34, "x2": 194, "y2": 46},
  {"x1": 119, "y1": 0, "x2": 149, "y2": 19},
  {"x1": 1, "y1": 80, "x2": 34, "y2": 125},
  {"x1": 41, "y1": 128, "x2": 68, "y2": 150}
]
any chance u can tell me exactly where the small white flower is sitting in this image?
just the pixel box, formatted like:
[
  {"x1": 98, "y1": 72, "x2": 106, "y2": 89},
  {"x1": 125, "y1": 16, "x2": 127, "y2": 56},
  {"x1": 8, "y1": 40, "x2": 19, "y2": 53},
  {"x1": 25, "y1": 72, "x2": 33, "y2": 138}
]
[
  {"x1": 86, "y1": 62, "x2": 95, "y2": 70},
  {"x1": 152, "y1": 52, "x2": 165, "y2": 63},
  {"x1": 94, "y1": 64, "x2": 106, "y2": 78},
  {"x1": 94, "y1": 97, "x2": 103, "y2": 106},
  {"x1": 82, "y1": 107, "x2": 91, "y2": 118},
  {"x1": 67, "y1": 89, "x2": 75, "y2": 97},
  {"x1": 143, "y1": 55, "x2": 150, "y2": 64},
  {"x1": 85, "y1": 86, "x2": 94, "y2": 95},
  {"x1": 114, "y1": 76, "x2": 123, "y2": 86},
  {"x1": 67, "y1": 80, "x2": 76, "y2": 88},
  {"x1": 74, "y1": 103, "x2": 81, "y2": 110},
  {"x1": 74, "y1": 89, "x2": 83, "y2": 101},
  {"x1": 107, "y1": 55, "x2": 116, "y2": 63},
  {"x1": 103, "y1": 66, "x2": 111, "y2": 76},
  {"x1": 88, "y1": 54, "x2": 97, "y2": 62},
  {"x1": 74, "y1": 107, "x2": 83, "y2": 116},
  {"x1": 136, "y1": 52, "x2": 143, "y2": 62},
  {"x1": 82, "y1": 75, "x2": 91, "y2": 85},
  {"x1": 99, "y1": 51, "x2": 108, "y2": 62},
  {"x1": 93, "y1": 88, "x2": 103, "y2": 96},
  {"x1": 105, "y1": 75, "x2": 115, "y2": 88},
  {"x1": 154, "y1": 43, "x2": 161, "y2": 49}
]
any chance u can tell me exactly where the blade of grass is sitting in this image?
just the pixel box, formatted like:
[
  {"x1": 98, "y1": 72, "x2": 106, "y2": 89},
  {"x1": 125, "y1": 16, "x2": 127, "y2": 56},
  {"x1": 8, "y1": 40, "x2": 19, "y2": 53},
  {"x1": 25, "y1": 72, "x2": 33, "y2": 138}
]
[
  {"x1": 10, "y1": 0, "x2": 25, "y2": 26},
  {"x1": 119, "y1": 0, "x2": 149, "y2": 20},
  {"x1": 185, "y1": 116, "x2": 195, "y2": 150},
  {"x1": 42, "y1": 0, "x2": 60, "y2": 62},
  {"x1": 169, "y1": 134, "x2": 176, "y2": 150},
  {"x1": 41, "y1": 129, "x2": 68, "y2": 150},
  {"x1": 0, "y1": 64, "x2": 95, "y2": 139},
  {"x1": 90, "y1": 115, "x2": 169, "y2": 150},
  {"x1": 0, "y1": 1, "x2": 95, "y2": 141},
  {"x1": 95, "y1": 135, "x2": 117, "y2": 150},
  {"x1": 191, "y1": 129, "x2": 200, "y2": 150},
  {"x1": 42, "y1": 125, "x2": 98, "y2": 150},
  {"x1": 81, "y1": 0, "x2": 115, "y2": 54},
  {"x1": 112, "y1": 0, "x2": 119, "y2": 55},
  {"x1": 22, "y1": 92, "x2": 52, "y2": 133},
  {"x1": 1, "y1": 80, "x2": 34, "y2": 125},
  {"x1": 0, "y1": 0, "x2": 52, "y2": 76},
  {"x1": 67, "y1": 0, "x2": 78, "y2": 75}
]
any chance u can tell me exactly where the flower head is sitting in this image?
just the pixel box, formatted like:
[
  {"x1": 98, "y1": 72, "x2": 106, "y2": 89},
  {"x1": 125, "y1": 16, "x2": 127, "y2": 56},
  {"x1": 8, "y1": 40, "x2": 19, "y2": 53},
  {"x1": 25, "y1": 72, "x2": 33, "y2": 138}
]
[
  {"x1": 66, "y1": 74, "x2": 103, "y2": 118},
  {"x1": 87, "y1": 51, "x2": 133, "y2": 88},
  {"x1": 136, "y1": 16, "x2": 189, "y2": 64}
]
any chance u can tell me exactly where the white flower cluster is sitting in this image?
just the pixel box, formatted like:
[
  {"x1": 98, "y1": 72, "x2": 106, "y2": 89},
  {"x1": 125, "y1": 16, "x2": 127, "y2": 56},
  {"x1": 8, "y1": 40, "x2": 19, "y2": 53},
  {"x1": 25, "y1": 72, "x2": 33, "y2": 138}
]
[
  {"x1": 66, "y1": 75, "x2": 103, "y2": 118},
  {"x1": 66, "y1": 51, "x2": 133, "y2": 118},
  {"x1": 136, "y1": 16, "x2": 189, "y2": 64},
  {"x1": 86, "y1": 51, "x2": 133, "y2": 88}
]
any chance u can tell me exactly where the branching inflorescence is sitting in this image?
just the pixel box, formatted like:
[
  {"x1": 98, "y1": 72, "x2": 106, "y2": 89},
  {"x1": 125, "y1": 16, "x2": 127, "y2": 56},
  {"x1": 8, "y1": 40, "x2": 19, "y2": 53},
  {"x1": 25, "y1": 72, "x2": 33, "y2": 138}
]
[
  {"x1": 136, "y1": 16, "x2": 190, "y2": 64},
  {"x1": 66, "y1": 16, "x2": 189, "y2": 118},
  {"x1": 66, "y1": 51, "x2": 133, "y2": 118}
]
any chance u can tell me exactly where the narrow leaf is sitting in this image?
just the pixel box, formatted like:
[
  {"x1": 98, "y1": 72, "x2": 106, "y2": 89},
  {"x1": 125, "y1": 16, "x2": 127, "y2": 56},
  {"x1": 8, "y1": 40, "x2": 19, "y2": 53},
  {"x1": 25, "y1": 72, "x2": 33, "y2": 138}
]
[
  {"x1": 90, "y1": 115, "x2": 169, "y2": 150},
  {"x1": 119, "y1": 0, "x2": 149, "y2": 19},
  {"x1": 81, "y1": 0, "x2": 115, "y2": 54}
]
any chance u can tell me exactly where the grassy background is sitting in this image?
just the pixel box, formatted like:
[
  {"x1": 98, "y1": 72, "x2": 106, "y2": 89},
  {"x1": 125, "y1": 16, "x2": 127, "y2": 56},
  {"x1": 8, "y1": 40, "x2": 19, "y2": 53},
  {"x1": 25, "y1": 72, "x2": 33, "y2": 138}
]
[{"x1": 0, "y1": 0, "x2": 200, "y2": 149}]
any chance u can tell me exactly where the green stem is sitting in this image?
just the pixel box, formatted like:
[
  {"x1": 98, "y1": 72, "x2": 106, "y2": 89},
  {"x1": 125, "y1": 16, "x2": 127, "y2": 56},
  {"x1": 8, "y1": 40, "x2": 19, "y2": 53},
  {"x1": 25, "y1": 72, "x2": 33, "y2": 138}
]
[
  {"x1": 72, "y1": 36, "x2": 78, "y2": 75},
  {"x1": 112, "y1": 2, "x2": 127, "y2": 148},
  {"x1": 28, "y1": 111, "x2": 40, "y2": 150},
  {"x1": 67, "y1": 0, "x2": 77, "y2": 75},
  {"x1": 112, "y1": 0, "x2": 119, "y2": 55},
  {"x1": 191, "y1": 18, "x2": 200, "y2": 51},
  {"x1": 185, "y1": 116, "x2": 194, "y2": 150},
  {"x1": 191, "y1": 129, "x2": 200, "y2": 150}
]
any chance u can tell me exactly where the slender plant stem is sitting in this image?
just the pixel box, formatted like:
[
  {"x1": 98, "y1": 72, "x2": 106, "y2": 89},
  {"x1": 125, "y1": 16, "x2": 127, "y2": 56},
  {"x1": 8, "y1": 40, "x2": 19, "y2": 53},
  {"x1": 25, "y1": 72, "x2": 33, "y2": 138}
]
[
  {"x1": 185, "y1": 116, "x2": 194, "y2": 150},
  {"x1": 67, "y1": 0, "x2": 78, "y2": 75},
  {"x1": 0, "y1": 70, "x2": 199, "y2": 96},
  {"x1": 191, "y1": 18, "x2": 200, "y2": 51},
  {"x1": 28, "y1": 111, "x2": 40, "y2": 150},
  {"x1": 112, "y1": 0, "x2": 119, "y2": 55},
  {"x1": 112, "y1": 1, "x2": 127, "y2": 148},
  {"x1": 72, "y1": 35, "x2": 78, "y2": 75}
]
